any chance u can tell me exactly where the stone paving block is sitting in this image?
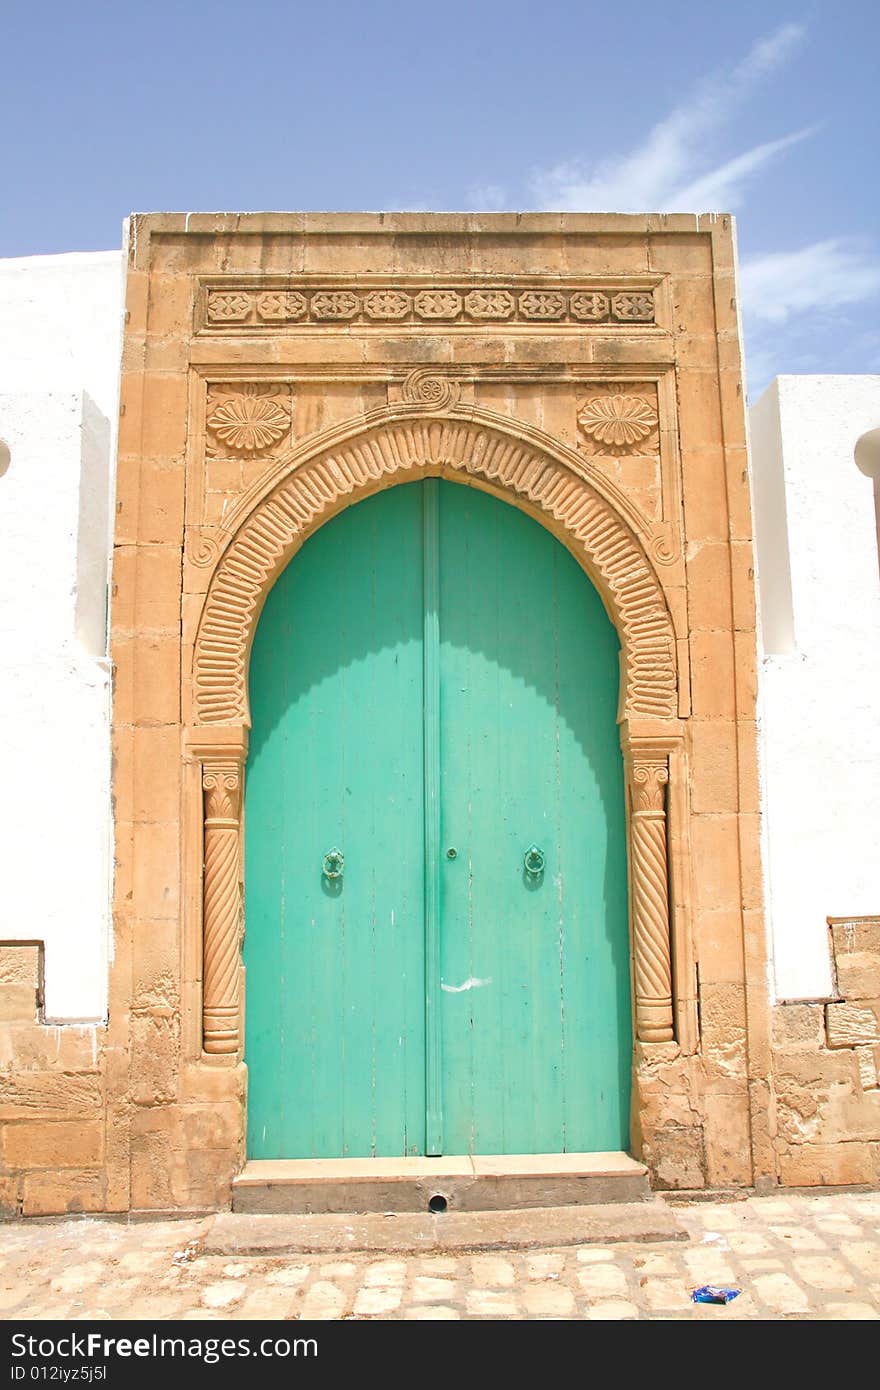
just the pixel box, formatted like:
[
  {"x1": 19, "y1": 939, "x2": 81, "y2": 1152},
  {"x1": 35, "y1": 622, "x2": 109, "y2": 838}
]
[
  {"x1": 299, "y1": 1280, "x2": 348, "y2": 1319},
  {"x1": 405, "y1": 1305, "x2": 461, "y2": 1319},
  {"x1": 825, "y1": 1302, "x2": 880, "y2": 1320},
  {"x1": 576, "y1": 1263, "x2": 629, "y2": 1297},
  {"x1": 584, "y1": 1299, "x2": 639, "y2": 1320},
  {"x1": 265, "y1": 1264, "x2": 309, "y2": 1286},
  {"x1": 792, "y1": 1255, "x2": 857, "y2": 1292},
  {"x1": 466, "y1": 1288, "x2": 520, "y2": 1317},
  {"x1": 752, "y1": 1272, "x2": 811, "y2": 1313},
  {"x1": 353, "y1": 1286, "x2": 402, "y2": 1316},
  {"x1": 200, "y1": 1281, "x2": 246, "y2": 1309},
  {"x1": 363, "y1": 1260, "x2": 407, "y2": 1287},
  {"x1": 470, "y1": 1255, "x2": 515, "y2": 1286},
  {"x1": 411, "y1": 1276, "x2": 458, "y2": 1303},
  {"x1": 521, "y1": 1283, "x2": 576, "y2": 1317}
]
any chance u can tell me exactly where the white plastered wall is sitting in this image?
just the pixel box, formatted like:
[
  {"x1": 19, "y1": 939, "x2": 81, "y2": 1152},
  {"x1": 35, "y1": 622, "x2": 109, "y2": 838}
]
[
  {"x1": 751, "y1": 375, "x2": 880, "y2": 1000},
  {"x1": 0, "y1": 250, "x2": 124, "y2": 1019}
]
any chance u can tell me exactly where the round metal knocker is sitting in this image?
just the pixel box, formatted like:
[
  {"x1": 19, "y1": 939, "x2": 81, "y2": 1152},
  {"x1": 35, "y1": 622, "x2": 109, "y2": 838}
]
[
  {"x1": 524, "y1": 844, "x2": 545, "y2": 878},
  {"x1": 322, "y1": 848, "x2": 345, "y2": 880}
]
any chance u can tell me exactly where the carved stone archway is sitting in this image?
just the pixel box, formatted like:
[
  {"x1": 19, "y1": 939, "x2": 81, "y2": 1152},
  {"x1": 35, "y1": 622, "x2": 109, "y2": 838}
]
[{"x1": 188, "y1": 406, "x2": 682, "y2": 1061}]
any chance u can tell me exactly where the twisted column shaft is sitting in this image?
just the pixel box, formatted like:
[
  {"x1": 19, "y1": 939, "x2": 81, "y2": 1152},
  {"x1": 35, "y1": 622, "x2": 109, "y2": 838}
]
[
  {"x1": 202, "y1": 762, "x2": 243, "y2": 1054},
  {"x1": 630, "y1": 758, "x2": 674, "y2": 1042}
]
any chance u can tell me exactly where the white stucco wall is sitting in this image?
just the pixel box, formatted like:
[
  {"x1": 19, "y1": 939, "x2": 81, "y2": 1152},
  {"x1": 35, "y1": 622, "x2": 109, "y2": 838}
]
[
  {"x1": 751, "y1": 376, "x2": 880, "y2": 1001},
  {"x1": 0, "y1": 251, "x2": 124, "y2": 1019}
]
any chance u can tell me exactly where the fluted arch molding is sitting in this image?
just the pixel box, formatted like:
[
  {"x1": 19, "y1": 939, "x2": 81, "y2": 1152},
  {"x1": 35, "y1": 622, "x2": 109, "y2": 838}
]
[{"x1": 191, "y1": 408, "x2": 678, "y2": 726}]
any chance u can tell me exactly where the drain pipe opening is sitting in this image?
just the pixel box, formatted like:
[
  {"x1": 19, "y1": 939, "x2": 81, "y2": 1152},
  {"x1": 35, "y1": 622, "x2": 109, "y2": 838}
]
[{"x1": 428, "y1": 1193, "x2": 448, "y2": 1214}]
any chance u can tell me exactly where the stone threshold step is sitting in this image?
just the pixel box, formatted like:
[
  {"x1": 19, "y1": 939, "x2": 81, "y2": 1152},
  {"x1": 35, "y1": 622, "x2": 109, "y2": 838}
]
[
  {"x1": 209, "y1": 1200, "x2": 684, "y2": 1256},
  {"x1": 232, "y1": 1152, "x2": 650, "y2": 1215}
]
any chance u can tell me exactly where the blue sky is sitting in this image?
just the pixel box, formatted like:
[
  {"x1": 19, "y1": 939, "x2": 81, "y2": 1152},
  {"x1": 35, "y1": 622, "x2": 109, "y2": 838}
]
[{"x1": 2, "y1": 1, "x2": 877, "y2": 395}]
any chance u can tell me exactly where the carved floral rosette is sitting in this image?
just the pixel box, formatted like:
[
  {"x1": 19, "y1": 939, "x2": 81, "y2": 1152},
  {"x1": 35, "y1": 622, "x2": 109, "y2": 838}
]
[
  {"x1": 206, "y1": 383, "x2": 291, "y2": 458},
  {"x1": 577, "y1": 383, "x2": 660, "y2": 458}
]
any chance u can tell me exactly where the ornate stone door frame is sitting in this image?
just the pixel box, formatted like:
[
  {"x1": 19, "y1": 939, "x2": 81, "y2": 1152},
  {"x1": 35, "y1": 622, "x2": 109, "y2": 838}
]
[{"x1": 182, "y1": 399, "x2": 698, "y2": 1104}]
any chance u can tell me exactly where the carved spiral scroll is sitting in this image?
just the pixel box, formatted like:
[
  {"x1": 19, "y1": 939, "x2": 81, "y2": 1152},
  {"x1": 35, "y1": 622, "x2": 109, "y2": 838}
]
[
  {"x1": 630, "y1": 759, "x2": 674, "y2": 1043},
  {"x1": 402, "y1": 369, "x2": 459, "y2": 410},
  {"x1": 193, "y1": 416, "x2": 678, "y2": 725},
  {"x1": 202, "y1": 765, "x2": 242, "y2": 1054}
]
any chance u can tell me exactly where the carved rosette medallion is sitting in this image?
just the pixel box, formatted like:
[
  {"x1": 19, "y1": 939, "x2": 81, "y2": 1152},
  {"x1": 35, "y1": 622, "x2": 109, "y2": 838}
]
[
  {"x1": 577, "y1": 391, "x2": 659, "y2": 455},
  {"x1": 364, "y1": 290, "x2": 411, "y2": 320},
  {"x1": 206, "y1": 384, "x2": 291, "y2": 457},
  {"x1": 256, "y1": 291, "x2": 307, "y2": 322}
]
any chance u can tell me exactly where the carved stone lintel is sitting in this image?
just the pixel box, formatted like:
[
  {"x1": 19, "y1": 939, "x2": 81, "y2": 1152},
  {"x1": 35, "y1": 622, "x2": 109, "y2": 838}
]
[
  {"x1": 629, "y1": 757, "x2": 674, "y2": 1042},
  {"x1": 202, "y1": 761, "x2": 243, "y2": 1054}
]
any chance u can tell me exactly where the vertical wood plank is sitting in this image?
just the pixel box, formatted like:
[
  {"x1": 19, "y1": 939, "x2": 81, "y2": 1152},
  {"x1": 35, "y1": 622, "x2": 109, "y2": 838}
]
[
  {"x1": 439, "y1": 481, "x2": 630, "y2": 1154},
  {"x1": 244, "y1": 485, "x2": 426, "y2": 1158},
  {"x1": 423, "y1": 479, "x2": 443, "y2": 1155}
]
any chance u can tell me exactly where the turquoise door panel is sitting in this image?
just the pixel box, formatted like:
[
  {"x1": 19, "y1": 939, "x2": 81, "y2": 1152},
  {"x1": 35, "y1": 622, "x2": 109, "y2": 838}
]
[
  {"x1": 244, "y1": 479, "x2": 630, "y2": 1159},
  {"x1": 244, "y1": 484, "x2": 427, "y2": 1158},
  {"x1": 437, "y1": 485, "x2": 631, "y2": 1154}
]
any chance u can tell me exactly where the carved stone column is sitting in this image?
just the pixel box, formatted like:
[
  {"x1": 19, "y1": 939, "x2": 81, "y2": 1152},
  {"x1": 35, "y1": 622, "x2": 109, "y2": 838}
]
[
  {"x1": 629, "y1": 756, "x2": 674, "y2": 1042},
  {"x1": 202, "y1": 760, "x2": 243, "y2": 1054}
]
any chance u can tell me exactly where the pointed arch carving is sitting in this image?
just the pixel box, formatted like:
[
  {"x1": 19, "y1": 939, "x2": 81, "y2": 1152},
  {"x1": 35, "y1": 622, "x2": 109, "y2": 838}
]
[{"x1": 192, "y1": 413, "x2": 678, "y2": 726}]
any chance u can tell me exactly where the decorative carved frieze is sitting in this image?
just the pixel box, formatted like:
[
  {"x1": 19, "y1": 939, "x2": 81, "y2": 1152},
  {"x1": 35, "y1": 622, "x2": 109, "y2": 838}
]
[
  {"x1": 202, "y1": 282, "x2": 658, "y2": 329},
  {"x1": 629, "y1": 757, "x2": 674, "y2": 1043},
  {"x1": 206, "y1": 384, "x2": 291, "y2": 457}
]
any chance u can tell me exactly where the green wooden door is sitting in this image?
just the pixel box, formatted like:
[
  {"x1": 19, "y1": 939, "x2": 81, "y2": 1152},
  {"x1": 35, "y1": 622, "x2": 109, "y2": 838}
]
[
  {"x1": 244, "y1": 484, "x2": 427, "y2": 1159},
  {"x1": 437, "y1": 485, "x2": 631, "y2": 1153},
  {"x1": 245, "y1": 480, "x2": 630, "y2": 1158}
]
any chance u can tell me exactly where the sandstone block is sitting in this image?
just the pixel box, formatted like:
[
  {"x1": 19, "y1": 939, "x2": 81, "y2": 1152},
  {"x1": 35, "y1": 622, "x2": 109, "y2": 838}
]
[
  {"x1": 689, "y1": 631, "x2": 737, "y2": 718},
  {"x1": 777, "y1": 1142, "x2": 879, "y2": 1187},
  {"x1": 826, "y1": 1001, "x2": 880, "y2": 1048},
  {"x1": 689, "y1": 721, "x2": 738, "y2": 814},
  {"x1": 21, "y1": 1168, "x2": 106, "y2": 1217},
  {"x1": 0, "y1": 985, "x2": 39, "y2": 1024},
  {"x1": 2, "y1": 1119, "x2": 104, "y2": 1169},
  {"x1": 704, "y1": 1091, "x2": 752, "y2": 1186},
  {"x1": 0, "y1": 1071, "x2": 103, "y2": 1120},
  {"x1": 644, "y1": 1124, "x2": 706, "y2": 1190}
]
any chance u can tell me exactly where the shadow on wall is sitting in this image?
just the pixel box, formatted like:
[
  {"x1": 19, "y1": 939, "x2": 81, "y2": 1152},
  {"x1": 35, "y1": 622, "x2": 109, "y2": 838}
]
[{"x1": 855, "y1": 426, "x2": 880, "y2": 583}]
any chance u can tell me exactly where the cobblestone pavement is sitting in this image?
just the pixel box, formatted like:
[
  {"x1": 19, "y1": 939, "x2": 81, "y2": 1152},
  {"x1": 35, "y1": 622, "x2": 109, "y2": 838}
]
[{"x1": 1, "y1": 1192, "x2": 879, "y2": 1321}]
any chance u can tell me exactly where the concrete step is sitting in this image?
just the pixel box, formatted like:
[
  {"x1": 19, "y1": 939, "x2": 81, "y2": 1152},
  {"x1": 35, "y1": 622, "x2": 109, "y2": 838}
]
[
  {"x1": 209, "y1": 1199, "x2": 683, "y2": 1256},
  {"x1": 232, "y1": 1152, "x2": 651, "y2": 1215}
]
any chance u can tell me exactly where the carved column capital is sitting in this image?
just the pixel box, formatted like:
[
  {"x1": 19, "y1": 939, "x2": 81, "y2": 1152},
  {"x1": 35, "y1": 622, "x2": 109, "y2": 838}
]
[
  {"x1": 630, "y1": 758, "x2": 669, "y2": 813},
  {"x1": 202, "y1": 764, "x2": 242, "y2": 826}
]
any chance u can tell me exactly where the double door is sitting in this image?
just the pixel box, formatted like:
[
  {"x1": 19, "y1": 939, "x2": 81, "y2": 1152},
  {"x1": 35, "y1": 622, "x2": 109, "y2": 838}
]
[{"x1": 244, "y1": 480, "x2": 630, "y2": 1158}]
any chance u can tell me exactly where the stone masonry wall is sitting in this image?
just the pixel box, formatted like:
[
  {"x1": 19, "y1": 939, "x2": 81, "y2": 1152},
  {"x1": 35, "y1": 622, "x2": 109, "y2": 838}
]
[
  {"x1": 772, "y1": 918, "x2": 880, "y2": 1185},
  {"x1": 0, "y1": 945, "x2": 107, "y2": 1216}
]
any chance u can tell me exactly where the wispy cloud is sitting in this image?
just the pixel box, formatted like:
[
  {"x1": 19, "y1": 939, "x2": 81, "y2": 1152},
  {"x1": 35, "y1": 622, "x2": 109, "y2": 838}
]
[
  {"x1": 473, "y1": 23, "x2": 809, "y2": 213},
  {"x1": 741, "y1": 239, "x2": 880, "y2": 395},
  {"x1": 740, "y1": 239, "x2": 880, "y2": 323}
]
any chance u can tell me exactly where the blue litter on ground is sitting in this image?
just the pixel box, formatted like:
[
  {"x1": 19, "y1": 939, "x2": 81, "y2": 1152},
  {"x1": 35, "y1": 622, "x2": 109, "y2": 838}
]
[{"x1": 692, "y1": 1285, "x2": 741, "y2": 1305}]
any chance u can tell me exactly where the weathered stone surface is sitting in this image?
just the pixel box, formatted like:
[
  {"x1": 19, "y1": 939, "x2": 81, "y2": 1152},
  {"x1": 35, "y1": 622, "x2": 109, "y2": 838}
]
[
  {"x1": 826, "y1": 1002, "x2": 880, "y2": 1049},
  {"x1": 0, "y1": 1071, "x2": 103, "y2": 1119},
  {"x1": 778, "y1": 1143, "x2": 880, "y2": 1188},
  {"x1": 2, "y1": 1120, "x2": 104, "y2": 1169}
]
